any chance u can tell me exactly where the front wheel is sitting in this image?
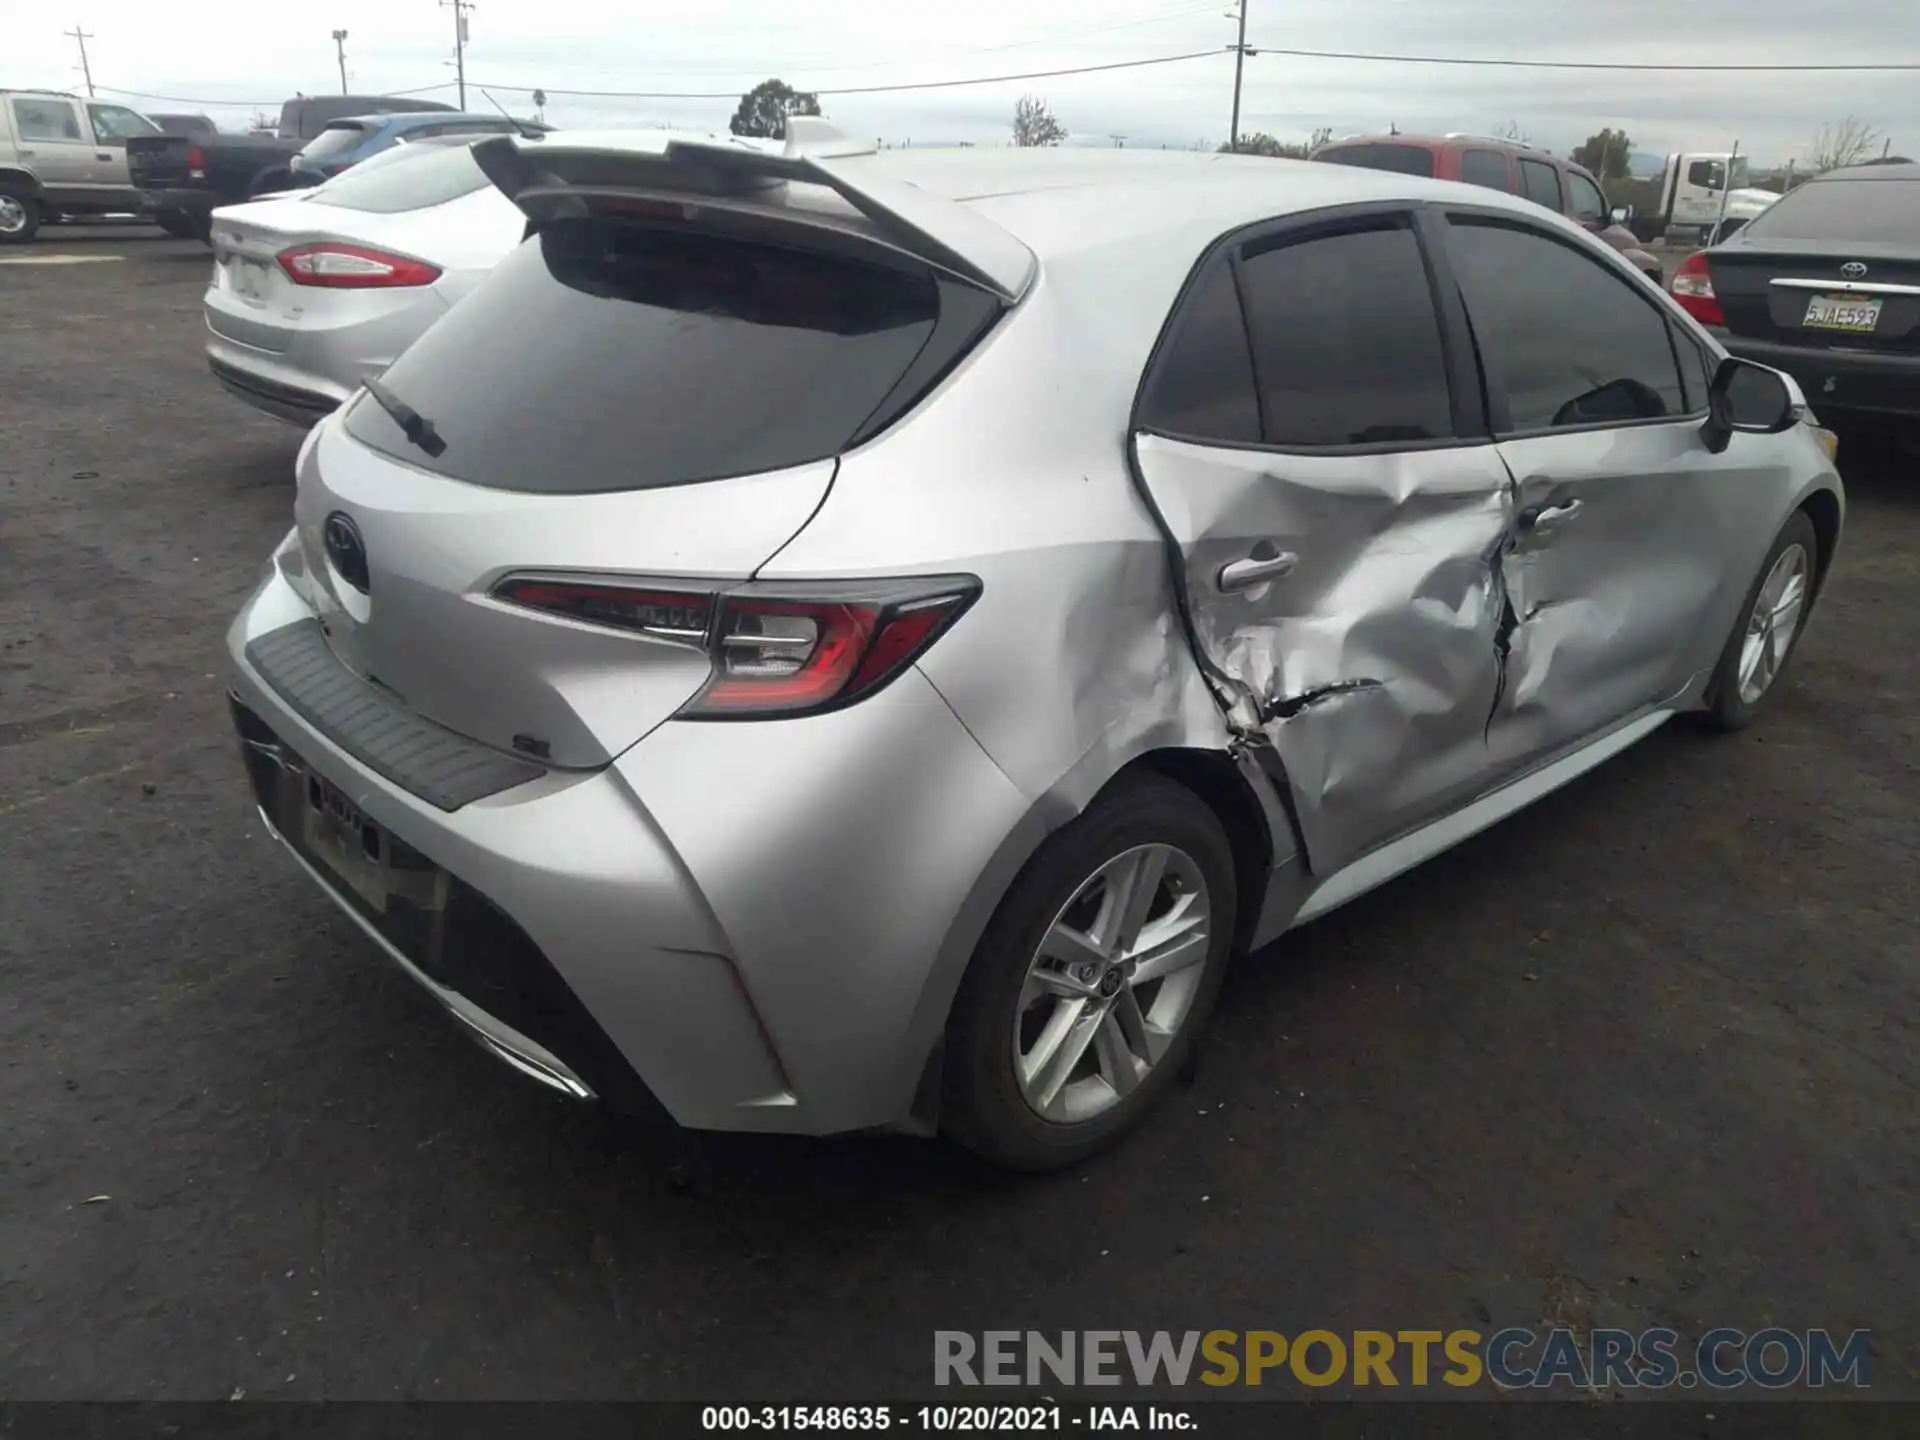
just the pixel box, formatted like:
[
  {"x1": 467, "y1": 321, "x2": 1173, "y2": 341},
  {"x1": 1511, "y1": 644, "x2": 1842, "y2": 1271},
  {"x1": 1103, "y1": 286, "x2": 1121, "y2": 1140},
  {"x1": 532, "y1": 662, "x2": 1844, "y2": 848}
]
[
  {"x1": 0, "y1": 189, "x2": 41, "y2": 244},
  {"x1": 942, "y1": 774, "x2": 1236, "y2": 1170},
  {"x1": 1695, "y1": 510, "x2": 1819, "y2": 731}
]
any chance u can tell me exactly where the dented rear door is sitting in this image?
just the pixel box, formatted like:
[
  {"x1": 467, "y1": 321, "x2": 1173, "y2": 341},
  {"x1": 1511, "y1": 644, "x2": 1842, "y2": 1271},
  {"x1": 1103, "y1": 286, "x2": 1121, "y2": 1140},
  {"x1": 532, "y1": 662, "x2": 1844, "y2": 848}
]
[{"x1": 1131, "y1": 208, "x2": 1517, "y2": 876}]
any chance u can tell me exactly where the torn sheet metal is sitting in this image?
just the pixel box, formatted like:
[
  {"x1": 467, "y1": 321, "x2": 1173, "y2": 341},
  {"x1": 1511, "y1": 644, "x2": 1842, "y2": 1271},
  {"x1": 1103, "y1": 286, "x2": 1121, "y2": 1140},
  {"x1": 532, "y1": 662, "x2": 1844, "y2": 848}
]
[
  {"x1": 1486, "y1": 424, "x2": 1748, "y2": 771},
  {"x1": 1133, "y1": 433, "x2": 1516, "y2": 875}
]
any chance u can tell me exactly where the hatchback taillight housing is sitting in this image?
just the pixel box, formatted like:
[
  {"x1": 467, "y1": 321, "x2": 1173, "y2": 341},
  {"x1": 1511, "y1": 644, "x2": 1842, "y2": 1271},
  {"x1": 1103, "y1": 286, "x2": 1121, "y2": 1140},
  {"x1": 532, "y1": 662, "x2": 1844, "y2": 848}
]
[
  {"x1": 1669, "y1": 251, "x2": 1724, "y2": 326},
  {"x1": 276, "y1": 243, "x2": 442, "y2": 289},
  {"x1": 490, "y1": 574, "x2": 982, "y2": 720}
]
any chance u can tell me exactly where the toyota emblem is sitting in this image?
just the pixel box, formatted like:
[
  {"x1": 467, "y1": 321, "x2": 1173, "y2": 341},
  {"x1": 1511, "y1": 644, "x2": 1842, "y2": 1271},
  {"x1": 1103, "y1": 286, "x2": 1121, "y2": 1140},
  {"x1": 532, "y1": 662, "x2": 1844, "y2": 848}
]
[
  {"x1": 322, "y1": 511, "x2": 370, "y2": 595},
  {"x1": 1841, "y1": 261, "x2": 1869, "y2": 279}
]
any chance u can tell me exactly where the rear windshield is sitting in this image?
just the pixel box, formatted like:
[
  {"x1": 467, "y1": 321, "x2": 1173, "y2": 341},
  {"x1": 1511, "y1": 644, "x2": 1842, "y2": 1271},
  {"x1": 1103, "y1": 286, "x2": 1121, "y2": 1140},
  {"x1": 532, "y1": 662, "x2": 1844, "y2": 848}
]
[
  {"x1": 301, "y1": 123, "x2": 368, "y2": 160},
  {"x1": 1314, "y1": 143, "x2": 1436, "y2": 178},
  {"x1": 309, "y1": 143, "x2": 491, "y2": 212},
  {"x1": 1741, "y1": 177, "x2": 1920, "y2": 241},
  {"x1": 344, "y1": 219, "x2": 946, "y2": 493}
]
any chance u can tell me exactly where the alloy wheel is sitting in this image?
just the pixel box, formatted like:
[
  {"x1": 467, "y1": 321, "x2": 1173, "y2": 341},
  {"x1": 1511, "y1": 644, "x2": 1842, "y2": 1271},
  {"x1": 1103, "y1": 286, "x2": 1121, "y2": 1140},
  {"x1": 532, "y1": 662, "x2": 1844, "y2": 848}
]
[
  {"x1": 0, "y1": 196, "x2": 27, "y2": 236},
  {"x1": 1737, "y1": 542, "x2": 1810, "y2": 705},
  {"x1": 1013, "y1": 843, "x2": 1212, "y2": 1124}
]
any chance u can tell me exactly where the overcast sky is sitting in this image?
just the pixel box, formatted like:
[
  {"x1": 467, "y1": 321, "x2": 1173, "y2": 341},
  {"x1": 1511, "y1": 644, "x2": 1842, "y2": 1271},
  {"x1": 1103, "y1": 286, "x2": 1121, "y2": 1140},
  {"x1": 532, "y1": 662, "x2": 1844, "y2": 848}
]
[{"x1": 15, "y1": 0, "x2": 1916, "y2": 164}]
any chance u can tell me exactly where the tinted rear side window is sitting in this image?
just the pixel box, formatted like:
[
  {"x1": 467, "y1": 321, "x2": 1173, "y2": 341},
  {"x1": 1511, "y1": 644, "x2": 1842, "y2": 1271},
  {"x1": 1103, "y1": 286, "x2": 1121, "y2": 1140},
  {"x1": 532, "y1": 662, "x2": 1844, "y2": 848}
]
[
  {"x1": 345, "y1": 220, "x2": 949, "y2": 493},
  {"x1": 309, "y1": 143, "x2": 491, "y2": 212},
  {"x1": 1138, "y1": 263, "x2": 1260, "y2": 443},
  {"x1": 1235, "y1": 225, "x2": 1453, "y2": 447},
  {"x1": 1742, "y1": 177, "x2": 1920, "y2": 240},
  {"x1": 1316, "y1": 144, "x2": 1436, "y2": 178},
  {"x1": 1461, "y1": 149, "x2": 1511, "y2": 191}
]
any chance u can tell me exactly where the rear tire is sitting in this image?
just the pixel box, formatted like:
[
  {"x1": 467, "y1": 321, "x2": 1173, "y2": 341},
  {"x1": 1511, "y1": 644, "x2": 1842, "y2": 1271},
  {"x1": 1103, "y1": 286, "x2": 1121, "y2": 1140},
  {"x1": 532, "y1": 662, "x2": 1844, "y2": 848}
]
[
  {"x1": 156, "y1": 209, "x2": 199, "y2": 239},
  {"x1": 1695, "y1": 510, "x2": 1819, "y2": 732},
  {"x1": 0, "y1": 188, "x2": 41, "y2": 244},
  {"x1": 943, "y1": 774, "x2": 1236, "y2": 1171}
]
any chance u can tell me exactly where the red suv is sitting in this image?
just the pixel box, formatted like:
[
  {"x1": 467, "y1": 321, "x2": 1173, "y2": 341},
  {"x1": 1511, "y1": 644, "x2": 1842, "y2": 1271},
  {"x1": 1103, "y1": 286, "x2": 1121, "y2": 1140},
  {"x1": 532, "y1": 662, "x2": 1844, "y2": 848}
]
[{"x1": 1312, "y1": 133, "x2": 1665, "y2": 285}]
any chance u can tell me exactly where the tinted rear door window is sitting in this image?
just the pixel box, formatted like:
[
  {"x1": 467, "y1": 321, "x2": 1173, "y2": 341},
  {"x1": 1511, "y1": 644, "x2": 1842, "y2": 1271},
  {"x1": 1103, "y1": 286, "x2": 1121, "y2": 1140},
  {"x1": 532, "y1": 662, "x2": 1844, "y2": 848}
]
[
  {"x1": 1461, "y1": 149, "x2": 1511, "y2": 191},
  {"x1": 1742, "y1": 176, "x2": 1920, "y2": 240},
  {"x1": 1138, "y1": 262, "x2": 1261, "y2": 443},
  {"x1": 1518, "y1": 159, "x2": 1563, "y2": 211},
  {"x1": 1234, "y1": 224, "x2": 1453, "y2": 447},
  {"x1": 1315, "y1": 144, "x2": 1436, "y2": 178},
  {"x1": 1445, "y1": 218, "x2": 1685, "y2": 431},
  {"x1": 344, "y1": 220, "x2": 948, "y2": 493}
]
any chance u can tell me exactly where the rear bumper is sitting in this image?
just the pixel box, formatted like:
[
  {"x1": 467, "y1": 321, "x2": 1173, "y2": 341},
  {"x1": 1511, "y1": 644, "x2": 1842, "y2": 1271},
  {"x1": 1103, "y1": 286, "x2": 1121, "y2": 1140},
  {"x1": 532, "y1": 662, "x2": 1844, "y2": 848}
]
[
  {"x1": 226, "y1": 542, "x2": 1033, "y2": 1135},
  {"x1": 204, "y1": 288, "x2": 448, "y2": 427},
  {"x1": 1720, "y1": 331, "x2": 1920, "y2": 419},
  {"x1": 209, "y1": 354, "x2": 341, "y2": 426},
  {"x1": 135, "y1": 187, "x2": 219, "y2": 218}
]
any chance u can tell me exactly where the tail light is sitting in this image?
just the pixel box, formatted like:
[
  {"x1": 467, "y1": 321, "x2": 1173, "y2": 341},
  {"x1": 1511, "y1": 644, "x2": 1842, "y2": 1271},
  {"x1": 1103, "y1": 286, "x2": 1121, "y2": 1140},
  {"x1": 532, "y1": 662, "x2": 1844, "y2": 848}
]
[
  {"x1": 1670, "y1": 251, "x2": 1724, "y2": 326},
  {"x1": 186, "y1": 144, "x2": 206, "y2": 180},
  {"x1": 491, "y1": 574, "x2": 982, "y2": 720},
  {"x1": 276, "y1": 243, "x2": 442, "y2": 289}
]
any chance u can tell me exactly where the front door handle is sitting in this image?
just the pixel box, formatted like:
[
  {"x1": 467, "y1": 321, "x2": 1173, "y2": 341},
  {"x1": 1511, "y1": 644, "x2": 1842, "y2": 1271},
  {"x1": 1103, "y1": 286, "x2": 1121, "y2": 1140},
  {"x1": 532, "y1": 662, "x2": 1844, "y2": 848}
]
[
  {"x1": 1523, "y1": 498, "x2": 1583, "y2": 533},
  {"x1": 97, "y1": 150, "x2": 114, "y2": 161},
  {"x1": 1218, "y1": 551, "x2": 1299, "y2": 592}
]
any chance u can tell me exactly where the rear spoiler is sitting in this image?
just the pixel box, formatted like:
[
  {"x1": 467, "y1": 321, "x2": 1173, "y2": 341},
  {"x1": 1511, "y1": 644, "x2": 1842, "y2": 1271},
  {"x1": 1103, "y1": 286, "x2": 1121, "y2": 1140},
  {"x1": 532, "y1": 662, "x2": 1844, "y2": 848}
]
[{"x1": 469, "y1": 119, "x2": 1035, "y2": 303}]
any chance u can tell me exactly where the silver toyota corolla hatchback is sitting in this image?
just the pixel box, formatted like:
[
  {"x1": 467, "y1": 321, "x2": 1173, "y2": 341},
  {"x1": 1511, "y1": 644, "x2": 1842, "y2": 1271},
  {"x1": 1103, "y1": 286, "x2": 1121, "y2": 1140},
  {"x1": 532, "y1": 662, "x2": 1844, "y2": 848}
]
[{"x1": 227, "y1": 123, "x2": 1844, "y2": 1168}]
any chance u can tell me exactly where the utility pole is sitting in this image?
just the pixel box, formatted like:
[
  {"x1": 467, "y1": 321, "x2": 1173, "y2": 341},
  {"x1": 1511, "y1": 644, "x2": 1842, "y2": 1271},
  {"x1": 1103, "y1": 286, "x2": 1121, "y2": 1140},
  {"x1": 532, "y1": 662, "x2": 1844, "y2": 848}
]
[
  {"x1": 332, "y1": 29, "x2": 349, "y2": 94},
  {"x1": 1225, "y1": 0, "x2": 1251, "y2": 153},
  {"x1": 65, "y1": 25, "x2": 96, "y2": 96},
  {"x1": 440, "y1": 0, "x2": 472, "y2": 110}
]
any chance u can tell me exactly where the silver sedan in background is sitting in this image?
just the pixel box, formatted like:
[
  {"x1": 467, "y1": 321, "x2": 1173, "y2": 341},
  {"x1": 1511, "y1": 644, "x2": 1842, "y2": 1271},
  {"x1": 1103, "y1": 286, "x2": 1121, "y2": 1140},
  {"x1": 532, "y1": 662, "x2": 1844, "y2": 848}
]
[
  {"x1": 226, "y1": 126, "x2": 1843, "y2": 1169},
  {"x1": 204, "y1": 138, "x2": 528, "y2": 425}
]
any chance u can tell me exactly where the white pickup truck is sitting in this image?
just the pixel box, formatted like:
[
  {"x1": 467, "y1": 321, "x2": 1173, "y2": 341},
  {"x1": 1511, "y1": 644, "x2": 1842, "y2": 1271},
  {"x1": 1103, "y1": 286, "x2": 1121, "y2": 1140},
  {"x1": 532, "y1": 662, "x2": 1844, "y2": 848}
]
[{"x1": 1619, "y1": 151, "x2": 1779, "y2": 247}]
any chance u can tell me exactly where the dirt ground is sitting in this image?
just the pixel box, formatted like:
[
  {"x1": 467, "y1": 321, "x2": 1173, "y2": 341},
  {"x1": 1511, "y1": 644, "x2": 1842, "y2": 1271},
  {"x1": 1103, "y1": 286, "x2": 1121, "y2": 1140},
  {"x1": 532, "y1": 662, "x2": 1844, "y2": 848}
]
[{"x1": 1, "y1": 227, "x2": 1915, "y2": 1402}]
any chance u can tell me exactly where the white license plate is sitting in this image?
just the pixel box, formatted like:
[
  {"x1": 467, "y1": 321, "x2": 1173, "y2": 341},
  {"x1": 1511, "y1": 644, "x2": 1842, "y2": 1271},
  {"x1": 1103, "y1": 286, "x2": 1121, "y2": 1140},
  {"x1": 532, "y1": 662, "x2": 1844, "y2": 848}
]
[
  {"x1": 302, "y1": 772, "x2": 389, "y2": 913},
  {"x1": 1803, "y1": 294, "x2": 1882, "y2": 333},
  {"x1": 229, "y1": 257, "x2": 270, "y2": 302}
]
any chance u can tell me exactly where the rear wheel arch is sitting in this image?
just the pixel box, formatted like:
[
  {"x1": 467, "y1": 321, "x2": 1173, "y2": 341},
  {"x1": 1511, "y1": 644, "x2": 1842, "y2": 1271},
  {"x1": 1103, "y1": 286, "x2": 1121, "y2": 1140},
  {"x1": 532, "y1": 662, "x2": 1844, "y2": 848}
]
[{"x1": 1123, "y1": 747, "x2": 1276, "y2": 953}]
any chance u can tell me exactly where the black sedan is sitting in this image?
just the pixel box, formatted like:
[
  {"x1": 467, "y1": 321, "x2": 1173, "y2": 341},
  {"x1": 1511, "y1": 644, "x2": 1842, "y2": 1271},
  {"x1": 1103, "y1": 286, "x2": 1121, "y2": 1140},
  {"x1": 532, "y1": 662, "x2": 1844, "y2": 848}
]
[{"x1": 1669, "y1": 161, "x2": 1920, "y2": 427}]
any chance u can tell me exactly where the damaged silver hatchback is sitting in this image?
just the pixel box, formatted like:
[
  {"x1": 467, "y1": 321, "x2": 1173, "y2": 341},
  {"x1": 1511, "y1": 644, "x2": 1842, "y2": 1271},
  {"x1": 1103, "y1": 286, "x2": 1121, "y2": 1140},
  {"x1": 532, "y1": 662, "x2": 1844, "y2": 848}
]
[{"x1": 227, "y1": 125, "x2": 1843, "y2": 1169}]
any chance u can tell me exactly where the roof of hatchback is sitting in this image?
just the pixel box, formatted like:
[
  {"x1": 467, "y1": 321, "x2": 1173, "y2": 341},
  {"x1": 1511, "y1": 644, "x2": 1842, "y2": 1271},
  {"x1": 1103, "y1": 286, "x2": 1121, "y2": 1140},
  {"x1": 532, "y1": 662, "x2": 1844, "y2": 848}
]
[{"x1": 850, "y1": 145, "x2": 1539, "y2": 256}]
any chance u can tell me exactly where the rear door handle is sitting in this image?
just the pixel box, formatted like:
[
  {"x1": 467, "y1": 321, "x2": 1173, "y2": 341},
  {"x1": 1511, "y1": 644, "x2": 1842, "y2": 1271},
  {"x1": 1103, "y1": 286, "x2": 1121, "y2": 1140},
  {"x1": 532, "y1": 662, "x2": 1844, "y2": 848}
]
[
  {"x1": 1218, "y1": 551, "x2": 1299, "y2": 592},
  {"x1": 97, "y1": 150, "x2": 114, "y2": 161},
  {"x1": 1523, "y1": 499, "x2": 1583, "y2": 532}
]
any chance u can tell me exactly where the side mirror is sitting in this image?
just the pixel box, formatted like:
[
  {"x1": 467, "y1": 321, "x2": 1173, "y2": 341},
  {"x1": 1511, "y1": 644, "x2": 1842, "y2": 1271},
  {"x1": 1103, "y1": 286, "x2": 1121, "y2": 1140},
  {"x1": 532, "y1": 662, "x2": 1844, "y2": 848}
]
[
  {"x1": 1702, "y1": 357, "x2": 1797, "y2": 453},
  {"x1": 1609, "y1": 205, "x2": 1633, "y2": 224}
]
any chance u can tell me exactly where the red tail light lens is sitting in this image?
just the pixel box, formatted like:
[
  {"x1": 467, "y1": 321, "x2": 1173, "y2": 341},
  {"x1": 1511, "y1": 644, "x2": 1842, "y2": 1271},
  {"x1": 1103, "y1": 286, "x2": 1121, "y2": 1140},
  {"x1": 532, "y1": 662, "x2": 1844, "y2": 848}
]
[
  {"x1": 1669, "y1": 251, "x2": 1724, "y2": 326},
  {"x1": 276, "y1": 243, "x2": 443, "y2": 289},
  {"x1": 186, "y1": 144, "x2": 207, "y2": 179},
  {"x1": 491, "y1": 575, "x2": 981, "y2": 720}
]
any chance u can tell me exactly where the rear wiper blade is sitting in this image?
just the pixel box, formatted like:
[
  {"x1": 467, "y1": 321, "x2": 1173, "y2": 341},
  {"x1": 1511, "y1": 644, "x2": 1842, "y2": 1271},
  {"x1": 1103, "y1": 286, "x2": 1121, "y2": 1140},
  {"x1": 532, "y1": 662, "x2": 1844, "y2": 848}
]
[{"x1": 361, "y1": 375, "x2": 447, "y2": 458}]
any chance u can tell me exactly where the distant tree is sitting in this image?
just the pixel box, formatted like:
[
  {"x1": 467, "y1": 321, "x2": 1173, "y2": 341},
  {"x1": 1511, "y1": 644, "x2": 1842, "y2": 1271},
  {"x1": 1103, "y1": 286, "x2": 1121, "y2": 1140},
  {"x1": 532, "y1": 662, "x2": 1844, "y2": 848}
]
[
  {"x1": 729, "y1": 79, "x2": 822, "y2": 139},
  {"x1": 1221, "y1": 127, "x2": 1329, "y2": 158},
  {"x1": 1808, "y1": 115, "x2": 1886, "y2": 172},
  {"x1": 1572, "y1": 128, "x2": 1633, "y2": 180},
  {"x1": 1011, "y1": 94, "x2": 1067, "y2": 148},
  {"x1": 1494, "y1": 119, "x2": 1532, "y2": 146}
]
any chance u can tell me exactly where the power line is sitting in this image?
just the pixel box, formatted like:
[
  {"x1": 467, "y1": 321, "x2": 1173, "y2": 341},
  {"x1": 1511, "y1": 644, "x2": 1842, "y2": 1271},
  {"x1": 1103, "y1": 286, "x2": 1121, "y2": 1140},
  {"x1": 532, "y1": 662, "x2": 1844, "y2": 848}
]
[{"x1": 1244, "y1": 43, "x2": 1920, "y2": 72}]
